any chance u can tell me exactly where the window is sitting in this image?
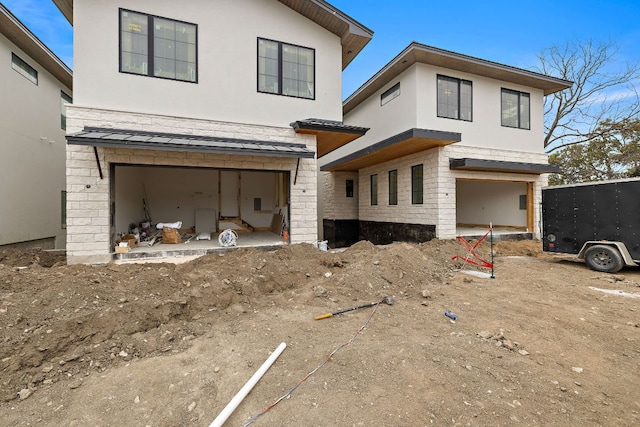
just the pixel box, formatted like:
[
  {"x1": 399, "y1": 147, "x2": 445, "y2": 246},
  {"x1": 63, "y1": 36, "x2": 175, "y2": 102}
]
[
  {"x1": 501, "y1": 88, "x2": 530, "y2": 129},
  {"x1": 411, "y1": 164, "x2": 423, "y2": 205},
  {"x1": 437, "y1": 75, "x2": 472, "y2": 121},
  {"x1": 370, "y1": 174, "x2": 378, "y2": 206},
  {"x1": 381, "y1": 82, "x2": 400, "y2": 106},
  {"x1": 519, "y1": 194, "x2": 527, "y2": 210},
  {"x1": 258, "y1": 38, "x2": 315, "y2": 99},
  {"x1": 388, "y1": 170, "x2": 398, "y2": 205},
  {"x1": 61, "y1": 191, "x2": 67, "y2": 229},
  {"x1": 120, "y1": 9, "x2": 197, "y2": 82},
  {"x1": 11, "y1": 53, "x2": 38, "y2": 84},
  {"x1": 60, "y1": 91, "x2": 72, "y2": 130},
  {"x1": 346, "y1": 179, "x2": 354, "y2": 198}
]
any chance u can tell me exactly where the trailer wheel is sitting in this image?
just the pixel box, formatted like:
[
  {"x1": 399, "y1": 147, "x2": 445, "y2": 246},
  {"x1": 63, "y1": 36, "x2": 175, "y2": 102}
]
[{"x1": 584, "y1": 245, "x2": 624, "y2": 273}]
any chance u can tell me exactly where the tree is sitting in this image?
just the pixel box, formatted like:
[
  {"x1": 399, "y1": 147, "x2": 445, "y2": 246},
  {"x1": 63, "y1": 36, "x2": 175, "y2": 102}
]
[
  {"x1": 537, "y1": 40, "x2": 640, "y2": 153},
  {"x1": 548, "y1": 118, "x2": 640, "y2": 185}
]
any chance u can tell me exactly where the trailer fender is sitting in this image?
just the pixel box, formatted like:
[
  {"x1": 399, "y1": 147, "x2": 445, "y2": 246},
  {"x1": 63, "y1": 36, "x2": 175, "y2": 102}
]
[{"x1": 577, "y1": 241, "x2": 638, "y2": 267}]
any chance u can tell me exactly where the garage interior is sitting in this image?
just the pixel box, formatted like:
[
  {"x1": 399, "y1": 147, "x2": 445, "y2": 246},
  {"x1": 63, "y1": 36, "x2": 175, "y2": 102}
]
[
  {"x1": 456, "y1": 179, "x2": 533, "y2": 238},
  {"x1": 112, "y1": 164, "x2": 290, "y2": 258}
]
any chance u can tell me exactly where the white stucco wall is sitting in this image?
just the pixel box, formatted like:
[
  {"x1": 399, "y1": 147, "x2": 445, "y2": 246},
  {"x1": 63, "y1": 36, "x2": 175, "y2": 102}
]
[
  {"x1": 415, "y1": 64, "x2": 545, "y2": 153},
  {"x1": 0, "y1": 34, "x2": 71, "y2": 248},
  {"x1": 65, "y1": 106, "x2": 318, "y2": 264},
  {"x1": 73, "y1": 0, "x2": 343, "y2": 128},
  {"x1": 329, "y1": 62, "x2": 547, "y2": 171},
  {"x1": 321, "y1": 67, "x2": 418, "y2": 166}
]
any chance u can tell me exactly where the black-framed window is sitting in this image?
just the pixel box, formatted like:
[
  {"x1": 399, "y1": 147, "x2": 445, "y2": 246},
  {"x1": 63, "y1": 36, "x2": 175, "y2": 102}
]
[
  {"x1": 411, "y1": 164, "x2": 423, "y2": 205},
  {"x1": 346, "y1": 179, "x2": 354, "y2": 198},
  {"x1": 501, "y1": 88, "x2": 530, "y2": 129},
  {"x1": 381, "y1": 82, "x2": 400, "y2": 106},
  {"x1": 370, "y1": 174, "x2": 378, "y2": 206},
  {"x1": 437, "y1": 75, "x2": 472, "y2": 121},
  {"x1": 258, "y1": 38, "x2": 315, "y2": 99},
  {"x1": 61, "y1": 190, "x2": 67, "y2": 229},
  {"x1": 11, "y1": 53, "x2": 38, "y2": 85},
  {"x1": 388, "y1": 170, "x2": 398, "y2": 205},
  {"x1": 120, "y1": 9, "x2": 197, "y2": 82},
  {"x1": 60, "y1": 91, "x2": 72, "y2": 130}
]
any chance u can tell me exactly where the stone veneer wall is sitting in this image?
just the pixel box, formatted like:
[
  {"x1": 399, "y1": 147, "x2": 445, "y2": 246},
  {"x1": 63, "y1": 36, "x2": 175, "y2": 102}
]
[
  {"x1": 321, "y1": 171, "x2": 359, "y2": 220},
  {"x1": 328, "y1": 144, "x2": 551, "y2": 243},
  {"x1": 65, "y1": 105, "x2": 318, "y2": 264}
]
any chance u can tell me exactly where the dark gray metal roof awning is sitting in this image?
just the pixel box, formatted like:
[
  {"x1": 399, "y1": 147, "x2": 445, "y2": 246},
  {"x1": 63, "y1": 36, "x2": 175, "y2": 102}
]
[
  {"x1": 66, "y1": 127, "x2": 315, "y2": 159},
  {"x1": 321, "y1": 128, "x2": 461, "y2": 172},
  {"x1": 449, "y1": 158, "x2": 560, "y2": 174},
  {"x1": 290, "y1": 118, "x2": 369, "y2": 158}
]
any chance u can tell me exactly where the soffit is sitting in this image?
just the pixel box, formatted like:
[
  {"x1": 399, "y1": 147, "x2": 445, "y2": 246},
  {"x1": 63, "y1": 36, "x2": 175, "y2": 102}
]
[
  {"x1": 290, "y1": 118, "x2": 369, "y2": 157},
  {"x1": 1, "y1": 4, "x2": 72, "y2": 89},
  {"x1": 344, "y1": 42, "x2": 573, "y2": 115},
  {"x1": 321, "y1": 128, "x2": 461, "y2": 172}
]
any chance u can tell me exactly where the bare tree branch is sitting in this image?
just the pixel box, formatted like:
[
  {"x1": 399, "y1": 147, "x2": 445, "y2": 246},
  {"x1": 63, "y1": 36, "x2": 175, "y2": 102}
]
[{"x1": 537, "y1": 40, "x2": 640, "y2": 152}]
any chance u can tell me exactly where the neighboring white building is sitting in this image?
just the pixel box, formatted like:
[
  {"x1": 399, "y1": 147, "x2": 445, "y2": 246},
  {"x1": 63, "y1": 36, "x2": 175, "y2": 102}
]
[
  {"x1": 54, "y1": 0, "x2": 372, "y2": 264},
  {"x1": 0, "y1": 4, "x2": 72, "y2": 249},
  {"x1": 320, "y1": 42, "x2": 572, "y2": 247}
]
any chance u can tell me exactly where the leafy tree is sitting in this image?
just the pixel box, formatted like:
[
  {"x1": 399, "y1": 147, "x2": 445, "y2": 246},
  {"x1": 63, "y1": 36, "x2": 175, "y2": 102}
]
[
  {"x1": 537, "y1": 40, "x2": 640, "y2": 153},
  {"x1": 548, "y1": 118, "x2": 640, "y2": 185}
]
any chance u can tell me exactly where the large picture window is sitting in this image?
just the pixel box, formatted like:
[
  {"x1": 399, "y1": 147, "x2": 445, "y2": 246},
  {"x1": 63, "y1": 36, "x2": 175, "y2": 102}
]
[
  {"x1": 501, "y1": 88, "x2": 530, "y2": 129},
  {"x1": 120, "y1": 9, "x2": 197, "y2": 82},
  {"x1": 411, "y1": 164, "x2": 423, "y2": 205},
  {"x1": 258, "y1": 38, "x2": 315, "y2": 99},
  {"x1": 437, "y1": 75, "x2": 472, "y2": 121}
]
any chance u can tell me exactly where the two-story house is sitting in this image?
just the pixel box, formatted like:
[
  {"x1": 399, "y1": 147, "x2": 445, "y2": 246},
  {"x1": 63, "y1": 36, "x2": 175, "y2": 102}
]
[
  {"x1": 53, "y1": 0, "x2": 372, "y2": 264},
  {"x1": 320, "y1": 42, "x2": 571, "y2": 247},
  {"x1": 0, "y1": 4, "x2": 72, "y2": 250}
]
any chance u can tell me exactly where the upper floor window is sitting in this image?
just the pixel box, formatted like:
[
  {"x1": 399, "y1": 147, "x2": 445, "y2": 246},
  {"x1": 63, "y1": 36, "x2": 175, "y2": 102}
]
[
  {"x1": 60, "y1": 91, "x2": 72, "y2": 130},
  {"x1": 120, "y1": 9, "x2": 197, "y2": 83},
  {"x1": 381, "y1": 82, "x2": 400, "y2": 106},
  {"x1": 437, "y1": 75, "x2": 472, "y2": 121},
  {"x1": 12, "y1": 53, "x2": 38, "y2": 85},
  {"x1": 258, "y1": 38, "x2": 315, "y2": 99},
  {"x1": 501, "y1": 88, "x2": 530, "y2": 129},
  {"x1": 411, "y1": 164, "x2": 423, "y2": 205}
]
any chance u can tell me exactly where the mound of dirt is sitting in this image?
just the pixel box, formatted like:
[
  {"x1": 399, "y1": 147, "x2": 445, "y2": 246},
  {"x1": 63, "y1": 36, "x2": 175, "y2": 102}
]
[{"x1": 1, "y1": 239, "x2": 638, "y2": 426}]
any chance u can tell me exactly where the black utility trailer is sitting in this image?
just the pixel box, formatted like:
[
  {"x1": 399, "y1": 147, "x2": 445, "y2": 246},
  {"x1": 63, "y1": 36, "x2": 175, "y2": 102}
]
[{"x1": 542, "y1": 178, "x2": 640, "y2": 273}]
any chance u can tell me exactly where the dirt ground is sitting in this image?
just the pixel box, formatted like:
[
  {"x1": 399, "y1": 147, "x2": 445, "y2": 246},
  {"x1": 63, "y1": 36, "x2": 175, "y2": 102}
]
[{"x1": 1, "y1": 238, "x2": 639, "y2": 426}]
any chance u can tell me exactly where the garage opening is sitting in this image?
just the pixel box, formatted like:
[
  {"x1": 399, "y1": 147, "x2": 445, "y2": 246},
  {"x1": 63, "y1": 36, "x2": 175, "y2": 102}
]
[
  {"x1": 456, "y1": 179, "x2": 533, "y2": 237},
  {"x1": 111, "y1": 164, "x2": 290, "y2": 255}
]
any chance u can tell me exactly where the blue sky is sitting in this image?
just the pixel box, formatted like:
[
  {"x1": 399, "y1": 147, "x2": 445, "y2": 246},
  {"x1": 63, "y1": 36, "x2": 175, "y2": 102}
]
[{"x1": 5, "y1": 0, "x2": 640, "y2": 98}]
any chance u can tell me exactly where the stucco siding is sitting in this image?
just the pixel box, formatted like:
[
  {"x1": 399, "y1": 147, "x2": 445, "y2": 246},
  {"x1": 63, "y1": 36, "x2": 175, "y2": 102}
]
[
  {"x1": 73, "y1": 0, "x2": 343, "y2": 128},
  {"x1": 415, "y1": 63, "x2": 545, "y2": 153},
  {"x1": 0, "y1": 34, "x2": 71, "y2": 248}
]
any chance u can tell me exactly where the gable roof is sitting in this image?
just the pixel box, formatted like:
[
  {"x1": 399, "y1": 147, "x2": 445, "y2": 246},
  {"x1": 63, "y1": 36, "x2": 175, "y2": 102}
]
[
  {"x1": 52, "y1": 0, "x2": 373, "y2": 70},
  {"x1": 344, "y1": 42, "x2": 573, "y2": 115},
  {"x1": 1, "y1": 3, "x2": 72, "y2": 89}
]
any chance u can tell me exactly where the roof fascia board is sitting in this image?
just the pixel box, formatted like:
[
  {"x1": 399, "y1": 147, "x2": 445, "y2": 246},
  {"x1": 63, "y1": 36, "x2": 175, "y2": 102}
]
[
  {"x1": 344, "y1": 42, "x2": 573, "y2": 114},
  {"x1": 52, "y1": 0, "x2": 73, "y2": 25}
]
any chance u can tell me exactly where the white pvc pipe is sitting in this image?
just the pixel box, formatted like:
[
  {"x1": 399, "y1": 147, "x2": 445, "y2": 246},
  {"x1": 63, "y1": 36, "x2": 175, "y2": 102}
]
[{"x1": 209, "y1": 342, "x2": 287, "y2": 427}]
